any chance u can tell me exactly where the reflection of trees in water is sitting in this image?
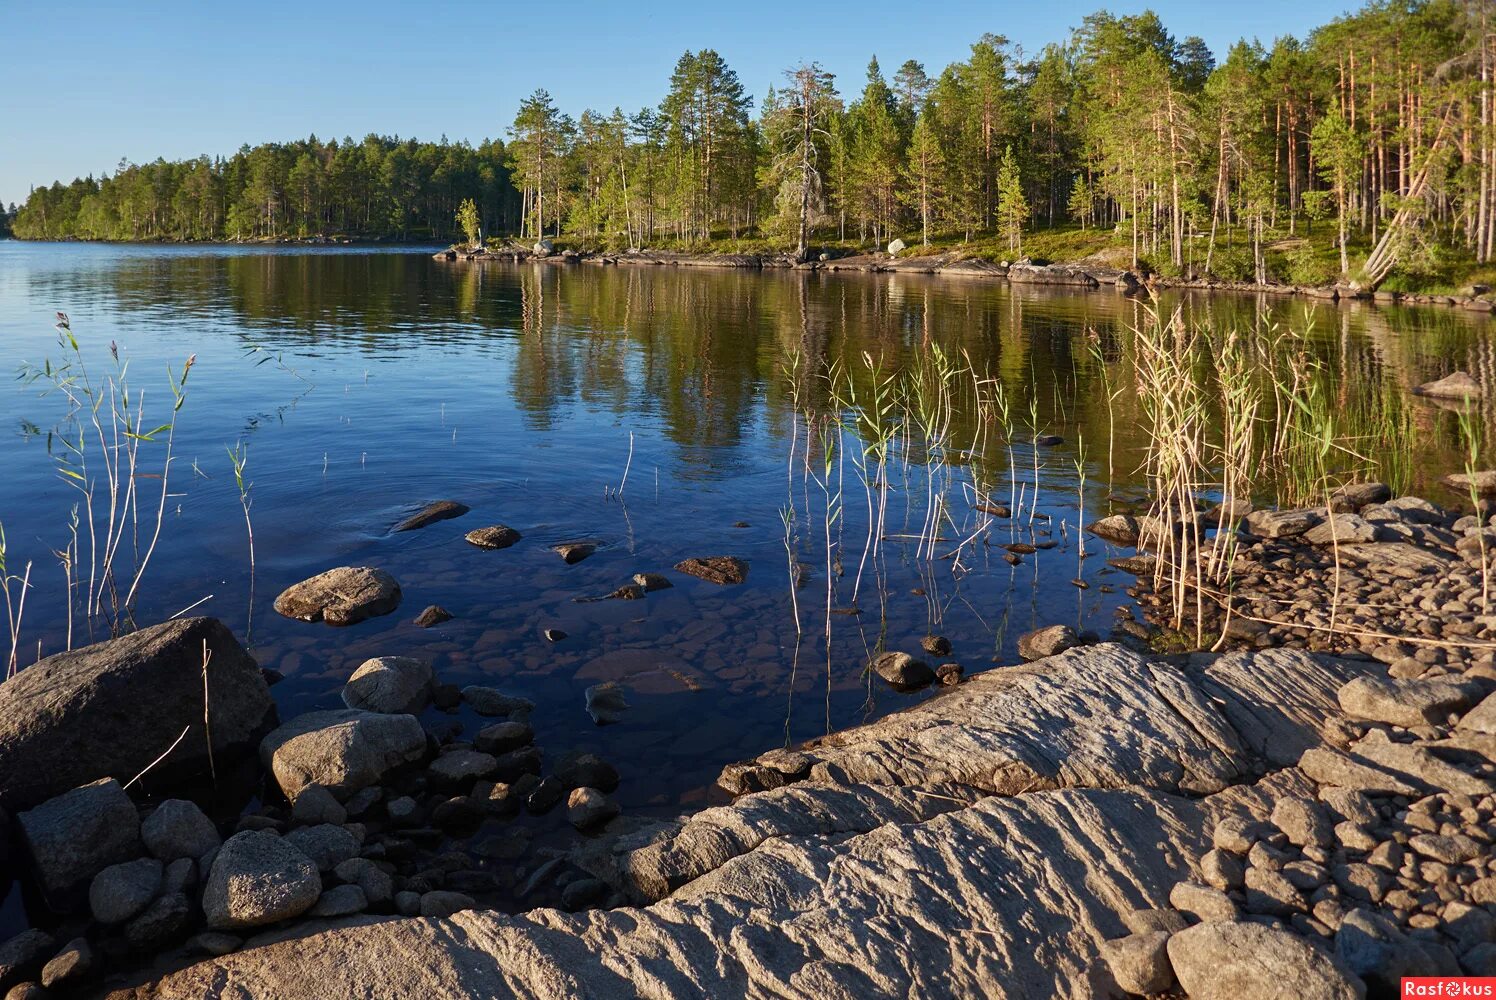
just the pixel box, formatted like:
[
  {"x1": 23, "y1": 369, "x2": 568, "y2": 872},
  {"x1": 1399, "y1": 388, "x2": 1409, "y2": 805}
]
[{"x1": 58, "y1": 251, "x2": 1496, "y2": 492}]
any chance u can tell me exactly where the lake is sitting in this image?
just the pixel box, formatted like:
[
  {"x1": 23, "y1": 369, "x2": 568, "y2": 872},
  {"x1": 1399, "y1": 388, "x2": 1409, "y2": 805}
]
[{"x1": 0, "y1": 241, "x2": 1489, "y2": 922}]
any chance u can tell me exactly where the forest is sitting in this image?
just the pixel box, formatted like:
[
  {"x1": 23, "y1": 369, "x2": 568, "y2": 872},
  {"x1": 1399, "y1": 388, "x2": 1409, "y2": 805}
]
[{"x1": 10, "y1": 1, "x2": 1495, "y2": 289}]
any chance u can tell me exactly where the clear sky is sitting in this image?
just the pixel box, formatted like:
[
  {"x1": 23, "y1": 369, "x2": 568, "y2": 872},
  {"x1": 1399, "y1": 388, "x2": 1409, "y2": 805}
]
[{"x1": 2, "y1": 0, "x2": 1358, "y2": 209}]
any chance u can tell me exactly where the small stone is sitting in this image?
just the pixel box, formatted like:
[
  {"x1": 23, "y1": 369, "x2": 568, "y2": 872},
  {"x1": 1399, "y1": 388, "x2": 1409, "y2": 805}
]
[
  {"x1": 935, "y1": 662, "x2": 964, "y2": 686},
  {"x1": 471, "y1": 781, "x2": 520, "y2": 817},
  {"x1": 1168, "y1": 881, "x2": 1238, "y2": 922},
  {"x1": 291, "y1": 785, "x2": 347, "y2": 826},
  {"x1": 920, "y1": 635, "x2": 951, "y2": 656},
  {"x1": 560, "y1": 878, "x2": 608, "y2": 911},
  {"x1": 1212, "y1": 816, "x2": 1266, "y2": 854},
  {"x1": 309, "y1": 884, "x2": 367, "y2": 917},
  {"x1": 123, "y1": 892, "x2": 192, "y2": 950},
  {"x1": 142, "y1": 798, "x2": 220, "y2": 861},
  {"x1": 202, "y1": 829, "x2": 322, "y2": 930},
  {"x1": 429, "y1": 749, "x2": 499, "y2": 787},
  {"x1": 555, "y1": 752, "x2": 620, "y2": 793},
  {"x1": 553, "y1": 542, "x2": 596, "y2": 564},
  {"x1": 1121, "y1": 908, "x2": 1189, "y2": 935},
  {"x1": 1273, "y1": 797, "x2": 1334, "y2": 847},
  {"x1": 394, "y1": 500, "x2": 468, "y2": 532},
  {"x1": 19, "y1": 778, "x2": 141, "y2": 902},
  {"x1": 419, "y1": 891, "x2": 474, "y2": 917},
  {"x1": 89, "y1": 858, "x2": 163, "y2": 924},
  {"x1": 464, "y1": 525, "x2": 521, "y2": 549},
  {"x1": 543, "y1": 629, "x2": 568, "y2": 643},
  {"x1": 162, "y1": 857, "x2": 197, "y2": 895},
  {"x1": 39, "y1": 938, "x2": 92, "y2": 990},
  {"x1": 1017, "y1": 625, "x2": 1079, "y2": 661},
  {"x1": 526, "y1": 776, "x2": 565, "y2": 815},
  {"x1": 386, "y1": 796, "x2": 419, "y2": 824},
  {"x1": 461, "y1": 687, "x2": 534, "y2": 718},
  {"x1": 1099, "y1": 931, "x2": 1174, "y2": 995},
  {"x1": 273, "y1": 566, "x2": 402, "y2": 626},
  {"x1": 1409, "y1": 833, "x2": 1482, "y2": 864},
  {"x1": 0, "y1": 931, "x2": 54, "y2": 993},
  {"x1": 567, "y1": 787, "x2": 619, "y2": 831},
  {"x1": 673, "y1": 556, "x2": 748, "y2": 585},
  {"x1": 632, "y1": 573, "x2": 671, "y2": 592},
  {"x1": 1334, "y1": 822, "x2": 1378, "y2": 852},
  {"x1": 1200, "y1": 849, "x2": 1244, "y2": 890},
  {"x1": 869, "y1": 651, "x2": 935, "y2": 690},
  {"x1": 585, "y1": 683, "x2": 629, "y2": 725},
  {"x1": 395, "y1": 891, "x2": 421, "y2": 916},
  {"x1": 474, "y1": 721, "x2": 534, "y2": 755},
  {"x1": 283, "y1": 824, "x2": 360, "y2": 871},
  {"x1": 413, "y1": 605, "x2": 452, "y2": 628},
  {"x1": 187, "y1": 932, "x2": 243, "y2": 957}
]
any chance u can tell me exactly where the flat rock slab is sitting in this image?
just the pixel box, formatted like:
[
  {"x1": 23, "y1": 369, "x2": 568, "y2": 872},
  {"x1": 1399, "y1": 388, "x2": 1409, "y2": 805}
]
[
  {"x1": 393, "y1": 500, "x2": 469, "y2": 532},
  {"x1": 273, "y1": 567, "x2": 401, "y2": 626},
  {"x1": 674, "y1": 556, "x2": 748, "y2": 585},
  {"x1": 1413, "y1": 371, "x2": 1482, "y2": 400}
]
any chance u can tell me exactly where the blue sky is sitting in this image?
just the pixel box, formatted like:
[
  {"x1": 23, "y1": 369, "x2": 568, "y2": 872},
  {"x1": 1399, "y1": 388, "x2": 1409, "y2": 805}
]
[{"x1": 2, "y1": 0, "x2": 1357, "y2": 209}]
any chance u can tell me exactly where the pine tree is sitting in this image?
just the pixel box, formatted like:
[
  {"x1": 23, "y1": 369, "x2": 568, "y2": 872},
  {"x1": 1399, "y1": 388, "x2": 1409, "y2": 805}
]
[{"x1": 996, "y1": 144, "x2": 1028, "y2": 254}]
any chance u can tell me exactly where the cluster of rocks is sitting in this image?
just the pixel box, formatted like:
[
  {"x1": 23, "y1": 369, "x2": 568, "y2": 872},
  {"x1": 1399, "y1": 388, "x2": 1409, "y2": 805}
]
[
  {"x1": 0, "y1": 615, "x2": 627, "y2": 997},
  {"x1": 1101, "y1": 481, "x2": 1496, "y2": 680}
]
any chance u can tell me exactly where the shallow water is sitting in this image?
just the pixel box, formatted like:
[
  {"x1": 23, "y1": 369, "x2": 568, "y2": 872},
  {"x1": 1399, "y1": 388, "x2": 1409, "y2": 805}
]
[{"x1": 0, "y1": 242, "x2": 1490, "y2": 927}]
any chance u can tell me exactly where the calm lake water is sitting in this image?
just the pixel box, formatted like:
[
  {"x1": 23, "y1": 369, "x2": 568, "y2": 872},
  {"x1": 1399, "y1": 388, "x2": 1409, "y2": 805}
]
[{"x1": 0, "y1": 241, "x2": 1490, "y2": 924}]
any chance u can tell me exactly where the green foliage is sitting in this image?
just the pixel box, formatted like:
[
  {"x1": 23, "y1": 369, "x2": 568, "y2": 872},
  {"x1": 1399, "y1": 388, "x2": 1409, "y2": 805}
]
[{"x1": 456, "y1": 198, "x2": 481, "y2": 245}]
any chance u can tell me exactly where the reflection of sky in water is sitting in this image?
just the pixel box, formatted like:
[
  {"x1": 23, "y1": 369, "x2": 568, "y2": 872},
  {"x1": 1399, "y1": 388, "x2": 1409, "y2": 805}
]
[{"x1": 0, "y1": 242, "x2": 1490, "y2": 835}]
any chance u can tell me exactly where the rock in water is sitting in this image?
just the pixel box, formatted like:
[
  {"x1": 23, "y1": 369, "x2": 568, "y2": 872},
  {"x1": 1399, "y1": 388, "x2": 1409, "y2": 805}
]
[
  {"x1": 1302, "y1": 514, "x2": 1381, "y2": 545},
  {"x1": 0, "y1": 617, "x2": 274, "y2": 811},
  {"x1": 259, "y1": 709, "x2": 426, "y2": 803},
  {"x1": 1017, "y1": 625, "x2": 1079, "y2": 662},
  {"x1": 39, "y1": 937, "x2": 93, "y2": 989},
  {"x1": 202, "y1": 830, "x2": 321, "y2": 930},
  {"x1": 393, "y1": 500, "x2": 469, "y2": 532},
  {"x1": 1443, "y1": 470, "x2": 1496, "y2": 497},
  {"x1": 632, "y1": 573, "x2": 672, "y2": 592},
  {"x1": 1244, "y1": 508, "x2": 1321, "y2": 538},
  {"x1": 567, "y1": 787, "x2": 619, "y2": 830},
  {"x1": 1412, "y1": 370, "x2": 1482, "y2": 400},
  {"x1": 461, "y1": 687, "x2": 534, "y2": 718},
  {"x1": 1087, "y1": 514, "x2": 1140, "y2": 545},
  {"x1": 273, "y1": 566, "x2": 401, "y2": 626},
  {"x1": 869, "y1": 651, "x2": 935, "y2": 691},
  {"x1": 413, "y1": 605, "x2": 452, "y2": 628},
  {"x1": 18, "y1": 779, "x2": 141, "y2": 906},
  {"x1": 464, "y1": 525, "x2": 521, "y2": 550},
  {"x1": 0, "y1": 930, "x2": 56, "y2": 993},
  {"x1": 674, "y1": 556, "x2": 748, "y2": 585},
  {"x1": 1167, "y1": 921, "x2": 1366, "y2": 1000},
  {"x1": 342, "y1": 657, "x2": 434, "y2": 715},
  {"x1": 585, "y1": 683, "x2": 630, "y2": 725},
  {"x1": 552, "y1": 542, "x2": 596, "y2": 564}
]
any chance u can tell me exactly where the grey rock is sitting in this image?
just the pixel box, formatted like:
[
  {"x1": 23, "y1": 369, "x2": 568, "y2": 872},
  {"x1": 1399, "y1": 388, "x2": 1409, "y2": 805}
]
[
  {"x1": 869, "y1": 651, "x2": 935, "y2": 690},
  {"x1": 162, "y1": 857, "x2": 197, "y2": 895},
  {"x1": 552, "y1": 542, "x2": 596, "y2": 564},
  {"x1": 1017, "y1": 624, "x2": 1079, "y2": 662},
  {"x1": 1338, "y1": 675, "x2": 1483, "y2": 728},
  {"x1": 1408, "y1": 833, "x2": 1482, "y2": 864},
  {"x1": 260, "y1": 709, "x2": 426, "y2": 803},
  {"x1": 393, "y1": 500, "x2": 468, "y2": 532},
  {"x1": 1245, "y1": 508, "x2": 1321, "y2": 538},
  {"x1": 273, "y1": 566, "x2": 402, "y2": 626},
  {"x1": 673, "y1": 557, "x2": 748, "y2": 585},
  {"x1": 341, "y1": 656, "x2": 433, "y2": 715},
  {"x1": 124, "y1": 891, "x2": 192, "y2": 950},
  {"x1": 39, "y1": 937, "x2": 93, "y2": 989},
  {"x1": 1272, "y1": 796, "x2": 1334, "y2": 847},
  {"x1": 561, "y1": 878, "x2": 608, "y2": 911},
  {"x1": 1297, "y1": 747, "x2": 1422, "y2": 796},
  {"x1": 284, "y1": 824, "x2": 360, "y2": 871},
  {"x1": 1303, "y1": 514, "x2": 1381, "y2": 545},
  {"x1": 419, "y1": 891, "x2": 474, "y2": 917},
  {"x1": 1212, "y1": 816, "x2": 1267, "y2": 854},
  {"x1": 1330, "y1": 482, "x2": 1391, "y2": 511},
  {"x1": 632, "y1": 573, "x2": 672, "y2": 592},
  {"x1": 334, "y1": 859, "x2": 393, "y2": 905},
  {"x1": 142, "y1": 798, "x2": 221, "y2": 861},
  {"x1": 464, "y1": 525, "x2": 520, "y2": 549},
  {"x1": 1099, "y1": 931, "x2": 1173, "y2": 995},
  {"x1": 1200, "y1": 848, "x2": 1245, "y2": 890},
  {"x1": 585, "y1": 682, "x2": 630, "y2": 725},
  {"x1": 567, "y1": 787, "x2": 619, "y2": 830},
  {"x1": 188, "y1": 932, "x2": 243, "y2": 957},
  {"x1": 203, "y1": 830, "x2": 322, "y2": 930},
  {"x1": 429, "y1": 749, "x2": 498, "y2": 786},
  {"x1": 555, "y1": 752, "x2": 620, "y2": 793},
  {"x1": 1445, "y1": 470, "x2": 1496, "y2": 498},
  {"x1": 1318, "y1": 787, "x2": 1378, "y2": 826},
  {"x1": 1457, "y1": 691, "x2": 1496, "y2": 735},
  {"x1": 461, "y1": 687, "x2": 535, "y2": 718},
  {"x1": 1336, "y1": 907, "x2": 1438, "y2": 994},
  {"x1": 290, "y1": 785, "x2": 347, "y2": 826},
  {"x1": 1169, "y1": 881, "x2": 1239, "y2": 922},
  {"x1": 89, "y1": 857, "x2": 163, "y2": 924},
  {"x1": 0, "y1": 617, "x2": 274, "y2": 811},
  {"x1": 309, "y1": 884, "x2": 368, "y2": 917},
  {"x1": 1122, "y1": 908, "x2": 1190, "y2": 935},
  {"x1": 1413, "y1": 371, "x2": 1482, "y2": 400},
  {"x1": 0, "y1": 931, "x2": 54, "y2": 993},
  {"x1": 1169, "y1": 921, "x2": 1365, "y2": 1000},
  {"x1": 474, "y1": 721, "x2": 533, "y2": 755},
  {"x1": 412, "y1": 605, "x2": 452, "y2": 628},
  {"x1": 1087, "y1": 514, "x2": 1141, "y2": 545},
  {"x1": 18, "y1": 778, "x2": 141, "y2": 905}
]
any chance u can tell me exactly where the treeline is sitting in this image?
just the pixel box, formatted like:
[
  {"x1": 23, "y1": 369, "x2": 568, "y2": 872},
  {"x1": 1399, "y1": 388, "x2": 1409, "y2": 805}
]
[
  {"x1": 11, "y1": 136, "x2": 519, "y2": 242},
  {"x1": 12, "y1": 1, "x2": 1495, "y2": 285}
]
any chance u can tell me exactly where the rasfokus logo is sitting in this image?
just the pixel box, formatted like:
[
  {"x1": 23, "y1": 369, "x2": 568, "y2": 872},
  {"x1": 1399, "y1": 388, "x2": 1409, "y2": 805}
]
[{"x1": 1403, "y1": 979, "x2": 1496, "y2": 997}]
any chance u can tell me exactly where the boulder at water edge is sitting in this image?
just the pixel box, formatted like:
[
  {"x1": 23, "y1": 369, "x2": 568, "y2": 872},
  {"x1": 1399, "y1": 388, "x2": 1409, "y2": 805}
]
[
  {"x1": 341, "y1": 656, "x2": 433, "y2": 715},
  {"x1": 202, "y1": 830, "x2": 321, "y2": 930},
  {"x1": 260, "y1": 709, "x2": 426, "y2": 804},
  {"x1": 18, "y1": 778, "x2": 141, "y2": 906},
  {"x1": 0, "y1": 617, "x2": 274, "y2": 811}
]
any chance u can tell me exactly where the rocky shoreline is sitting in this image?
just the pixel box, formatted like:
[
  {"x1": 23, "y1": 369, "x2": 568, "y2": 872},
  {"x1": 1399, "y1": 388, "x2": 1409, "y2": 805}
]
[
  {"x1": 436, "y1": 242, "x2": 1496, "y2": 313},
  {"x1": 0, "y1": 486, "x2": 1490, "y2": 997}
]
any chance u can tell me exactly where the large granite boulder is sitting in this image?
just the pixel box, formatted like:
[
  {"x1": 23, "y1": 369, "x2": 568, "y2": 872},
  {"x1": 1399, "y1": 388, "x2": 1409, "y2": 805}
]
[
  {"x1": 0, "y1": 617, "x2": 274, "y2": 811},
  {"x1": 259, "y1": 710, "x2": 426, "y2": 803},
  {"x1": 18, "y1": 778, "x2": 141, "y2": 906},
  {"x1": 1168, "y1": 921, "x2": 1365, "y2": 999}
]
